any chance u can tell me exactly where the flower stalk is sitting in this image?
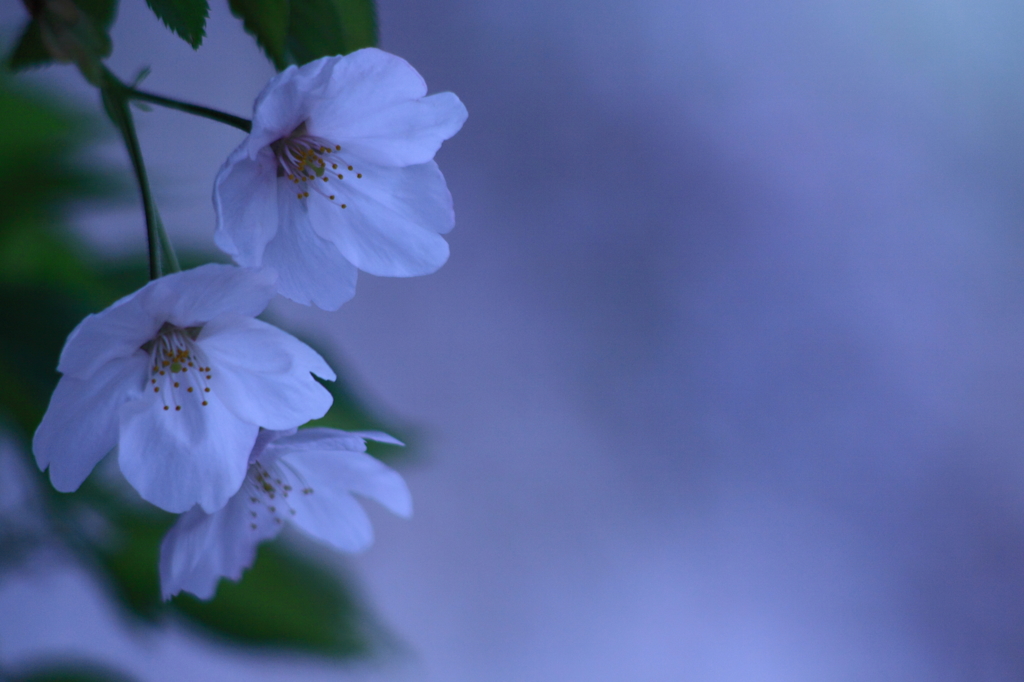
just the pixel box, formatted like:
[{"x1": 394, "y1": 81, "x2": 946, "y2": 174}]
[
  {"x1": 99, "y1": 68, "x2": 180, "y2": 279},
  {"x1": 125, "y1": 88, "x2": 252, "y2": 133}
]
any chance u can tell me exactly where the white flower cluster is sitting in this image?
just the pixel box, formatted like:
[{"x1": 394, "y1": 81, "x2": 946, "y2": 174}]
[{"x1": 31, "y1": 49, "x2": 466, "y2": 599}]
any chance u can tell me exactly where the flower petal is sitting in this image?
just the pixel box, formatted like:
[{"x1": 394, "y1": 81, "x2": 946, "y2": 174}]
[
  {"x1": 262, "y1": 179, "x2": 358, "y2": 310},
  {"x1": 198, "y1": 315, "x2": 335, "y2": 430},
  {"x1": 304, "y1": 49, "x2": 467, "y2": 166},
  {"x1": 316, "y1": 91, "x2": 466, "y2": 167},
  {"x1": 159, "y1": 493, "x2": 279, "y2": 600},
  {"x1": 249, "y1": 427, "x2": 296, "y2": 464},
  {"x1": 262, "y1": 427, "x2": 369, "y2": 457},
  {"x1": 148, "y1": 264, "x2": 278, "y2": 328},
  {"x1": 33, "y1": 353, "x2": 149, "y2": 492},
  {"x1": 272, "y1": 443, "x2": 412, "y2": 552},
  {"x1": 118, "y1": 390, "x2": 258, "y2": 513},
  {"x1": 57, "y1": 289, "x2": 160, "y2": 379},
  {"x1": 289, "y1": 482, "x2": 374, "y2": 552},
  {"x1": 308, "y1": 160, "x2": 453, "y2": 276},
  {"x1": 248, "y1": 58, "x2": 336, "y2": 153},
  {"x1": 213, "y1": 146, "x2": 281, "y2": 266},
  {"x1": 346, "y1": 430, "x2": 405, "y2": 446}
]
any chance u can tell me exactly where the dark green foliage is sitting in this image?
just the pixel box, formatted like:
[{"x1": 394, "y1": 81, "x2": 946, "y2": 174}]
[
  {"x1": 309, "y1": 373, "x2": 413, "y2": 464},
  {"x1": 0, "y1": 82, "x2": 119, "y2": 434},
  {"x1": 173, "y1": 544, "x2": 374, "y2": 655},
  {"x1": 8, "y1": 21, "x2": 51, "y2": 71},
  {"x1": 86, "y1": 480, "x2": 377, "y2": 656},
  {"x1": 77, "y1": 0, "x2": 121, "y2": 30},
  {"x1": 229, "y1": 0, "x2": 377, "y2": 70},
  {"x1": 144, "y1": 0, "x2": 210, "y2": 48},
  {"x1": 90, "y1": 498, "x2": 176, "y2": 619},
  {"x1": 227, "y1": 0, "x2": 290, "y2": 68},
  {"x1": 7, "y1": 0, "x2": 119, "y2": 71},
  {"x1": 285, "y1": 0, "x2": 377, "y2": 65}
]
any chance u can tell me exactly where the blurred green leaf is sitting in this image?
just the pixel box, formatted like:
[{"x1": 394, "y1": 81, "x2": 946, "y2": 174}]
[
  {"x1": 295, "y1": 335, "x2": 414, "y2": 461},
  {"x1": 285, "y1": 0, "x2": 377, "y2": 66},
  {"x1": 0, "y1": 286, "x2": 99, "y2": 435},
  {"x1": 77, "y1": 0, "x2": 120, "y2": 29},
  {"x1": 91, "y1": 500, "x2": 175, "y2": 619},
  {"x1": 228, "y1": 0, "x2": 290, "y2": 69},
  {"x1": 87, "y1": 484, "x2": 377, "y2": 656},
  {"x1": 145, "y1": 0, "x2": 209, "y2": 48},
  {"x1": 8, "y1": 21, "x2": 51, "y2": 71},
  {"x1": 307, "y1": 373, "x2": 412, "y2": 463},
  {"x1": 306, "y1": 369, "x2": 389, "y2": 432},
  {"x1": 0, "y1": 80, "x2": 120, "y2": 435},
  {"x1": 7, "y1": 0, "x2": 118, "y2": 71},
  {"x1": 0, "y1": 77, "x2": 78, "y2": 152},
  {"x1": 173, "y1": 543, "x2": 374, "y2": 655},
  {"x1": 11, "y1": 660, "x2": 138, "y2": 682}
]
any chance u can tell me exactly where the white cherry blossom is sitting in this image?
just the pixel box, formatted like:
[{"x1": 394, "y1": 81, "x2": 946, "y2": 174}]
[
  {"x1": 159, "y1": 427, "x2": 412, "y2": 600},
  {"x1": 32, "y1": 264, "x2": 336, "y2": 514},
  {"x1": 213, "y1": 47, "x2": 468, "y2": 310}
]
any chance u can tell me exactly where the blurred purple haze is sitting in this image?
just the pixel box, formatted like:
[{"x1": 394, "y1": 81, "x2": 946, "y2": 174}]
[{"x1": 3, "y1": 0, "x2": 1024, "y2": 680}]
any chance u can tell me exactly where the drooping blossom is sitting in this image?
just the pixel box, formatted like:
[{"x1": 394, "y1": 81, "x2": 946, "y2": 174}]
[
  {"x1": 159, "y1": 427, "x2": 411, "y2": 599},
  {"x1": 32, "y1": 264, "x2": 336, "y2": 514},
  {"x1": 213, "y1": 47, "x2": 468, "y2": 310}
]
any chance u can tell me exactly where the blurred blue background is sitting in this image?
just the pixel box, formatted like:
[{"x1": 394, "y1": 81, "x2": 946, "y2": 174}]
[{"x1": 4, "y1": 0, "x2": 1024, "y2": 679}]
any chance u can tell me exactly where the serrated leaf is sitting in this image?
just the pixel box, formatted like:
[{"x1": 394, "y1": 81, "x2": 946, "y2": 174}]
[
  {"x1": 228, "y1": 0, "x2": 289, "y2": 70},
  {"x1": 284, "y1": 0, "x2": 377, "y2": 66},
  {"x1": 7, "y1": 21, "x2": 53, "y2": 71},
  {"x1": 145, "y1": 0, "x2": 209, "y2": 49}
]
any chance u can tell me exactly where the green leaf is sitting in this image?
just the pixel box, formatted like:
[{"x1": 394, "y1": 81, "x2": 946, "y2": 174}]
[
  {"x1": 305, "y1": 375, "x2": 411, "y2": 463},
  {"x1": 6, "y1": 0, "x2": 118, "y2": 71},
  {"x1": 0, "y1": 79, "x2": 120, "y2": 435},
  {"x1": 77, "y1": 0, "x2": 120, "y2": 30},
  {"x1": 172, "y1": 543, "x2": 375, "y2": 655},
  {"x1": 291, "y1": 337, "x2": 412, "y2": 462},
  {"x1": 145, "y1": 0, "x2": 209, "y2": 49},
  {"x1": 228, "y1": 0, "x2": 290, "y2": 70},
  {"x1": 284, "y1": 0, "x2": 377, "y2": 66},
  {"x1": 8, "y1": 21, "x2": 53, "y2": 71},
  {"x1": 0, "y1": 286, "x2": 97, "y2": 434},
  {"x1": 92, "y1": 503, "x2": 175, "y2": 619}
]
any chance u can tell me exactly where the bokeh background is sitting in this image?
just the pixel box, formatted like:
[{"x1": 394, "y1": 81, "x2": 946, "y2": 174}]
[{"x1": 4, "y1": 0, "x2": 1024, "y2": 679}]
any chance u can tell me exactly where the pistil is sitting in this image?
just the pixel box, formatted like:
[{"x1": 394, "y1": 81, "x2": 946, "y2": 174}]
[
  {"x1": 271, "y1": 124, "x2": 364, "y2": 210},
  {"x1": 148, "y1": 326, "x2": 213, "y2": 412}
]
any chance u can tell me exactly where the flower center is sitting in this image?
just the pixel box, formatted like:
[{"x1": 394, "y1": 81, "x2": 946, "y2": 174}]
[
  {"x1": 243, "y1": 458, "x2": 314, "y2": 531},
  {"x1": 271, "y1": 123, "x2": 365, "y2": 210},
  {"x1": 147, "y1": 325, "x2": 213, "y2": 413}
]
